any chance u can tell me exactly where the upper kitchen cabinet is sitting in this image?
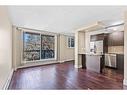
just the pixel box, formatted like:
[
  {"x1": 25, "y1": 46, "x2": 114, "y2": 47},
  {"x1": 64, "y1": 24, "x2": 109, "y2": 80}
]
[
  {"x1": 108, "y1": 31, "x2": 124, "y2": 46},
  {"x1": 91, "y1": 33, "x2": 105, "y2": 41}
]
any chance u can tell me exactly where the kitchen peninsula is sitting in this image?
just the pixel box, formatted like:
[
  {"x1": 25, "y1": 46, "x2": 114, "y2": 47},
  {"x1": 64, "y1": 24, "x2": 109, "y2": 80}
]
[{"x1": 79, "y1": 53, "x2": 105, "y2": 73}]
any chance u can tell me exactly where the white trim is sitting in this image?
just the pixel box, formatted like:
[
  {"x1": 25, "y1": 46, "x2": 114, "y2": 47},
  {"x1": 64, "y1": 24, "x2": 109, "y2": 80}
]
[
  {"x1": 74, "y1": 64, "x2": 82, "y2": 68},
  {"x1": 2, "y1": 69, "x2": 14, "y2": 90},
  {"x1": 39, "y1": 33, "x2": 41, "y2": 61},
  {"x1": 123, "y1": 79, "x2": 127, "y2": 86},
  {"x1": 59, "y1": 61, "x2": 65, "y2": 63},
  {"x1": 20, "y1": 29, "x2": 24, "y2": 66},
  {"x1": 20, "y1": 27, "x2": 58, "y2": 36},
  {"x1": 22, "y1": 58, "x2": 56, "y2": 64},
  {"x1": 75, "y1": 31, "x2": 79, "y2": 69},
  {"x1": 19, "y1": 60, "x2": 74, "y2": 69},
  {"x1": 59, "y1": 59, "x2": 74, "y2": 63},
  {"x1": 55, "y1": 35, "x2": 57, "y2": 60},
  {"x1": 18, "y1": 60, "x2": 60, "y2": 69}
]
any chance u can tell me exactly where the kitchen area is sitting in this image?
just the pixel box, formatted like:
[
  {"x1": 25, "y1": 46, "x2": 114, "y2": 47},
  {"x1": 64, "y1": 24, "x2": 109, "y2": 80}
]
[
  {"x1": 89, "y1": 31, "x2": 124, "y2": 74},
  {"x1": 75, "y1": 21, "x2": 124, "y2": 75}
]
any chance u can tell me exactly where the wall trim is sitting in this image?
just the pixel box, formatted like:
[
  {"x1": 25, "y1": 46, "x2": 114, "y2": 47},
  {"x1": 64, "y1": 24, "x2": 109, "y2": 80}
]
[
  {"x1": 18, "y1": 61, "x2": 60, "y2": 69},
  {"x1": 18, "y1": 60, "x2": 74, "y2": 69},
  {"x1": 59, "y1": 59, "x2": 74, "y2": 63},
  {"x1": 74, "y1": 64, "x2": 82, "y2": 68},
  {"x1": 123, "y1": 78, "x2": 127, "y2": 86},
  {"x1": 3, "y1": 69, "x2": 14, "y2": 90}
]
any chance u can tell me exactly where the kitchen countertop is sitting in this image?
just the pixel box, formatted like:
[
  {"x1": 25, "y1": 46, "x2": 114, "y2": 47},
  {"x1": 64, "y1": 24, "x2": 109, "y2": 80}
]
[
  {"x1": 78, "y1": 53, "x2": 104, "y2": 56},
  {"x1": 79, "y1": 53, "x2": 124, "y2": 55},
  {"x1": 106, "y1": 53, "x2": 124, "y2": 55}
]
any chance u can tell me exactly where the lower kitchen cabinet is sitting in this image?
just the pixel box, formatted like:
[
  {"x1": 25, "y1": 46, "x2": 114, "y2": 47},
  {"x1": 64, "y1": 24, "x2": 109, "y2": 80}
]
[
  {"x1": 116, "y1": 54, "x2": 124, "y2": 73},
  {"x1": 82, "y1": 54, "x2": 86, "y2": 69},
  {"x1": 105, "y1": 53, "x2": 124, "y2": 74},
  {"x1": 105, "y1": 54, "x2": 117, "y2": 68}
]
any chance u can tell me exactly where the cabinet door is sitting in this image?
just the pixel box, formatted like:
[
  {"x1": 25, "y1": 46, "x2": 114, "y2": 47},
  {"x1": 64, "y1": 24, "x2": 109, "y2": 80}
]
[
  {"x1": 103, "y1": 35, "x2": 108, "y2": 53},
  {"x1": 90, "y1": 33, "x2": 104, "y2": 41},
  {"x1": 116, "y1": 31, "x2": 124, "y2": 46},
  {"x1": 108, "y1": 31, "x2": 124, "y2": 46},
  {"x1": 108, "y1": 34, "x2": 113, "y2": 46},
  {"x1": 116, "y1": 54, "x2": 124, "y2": 73}
]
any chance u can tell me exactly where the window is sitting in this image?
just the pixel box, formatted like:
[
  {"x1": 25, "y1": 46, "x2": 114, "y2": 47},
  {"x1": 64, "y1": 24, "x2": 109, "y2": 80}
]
[
  {"x1": 41, "y1": 35, "x2": 55, "y2": 59},
  {"x1": 23, "y1": 32, "x2": 41, "y2": 61},
  {"x1": 68, "y1": 37, "x2": 75, "y2": 48},
  {"x1": 23, "y1": 32, "x2": 55, "y2": 62}
]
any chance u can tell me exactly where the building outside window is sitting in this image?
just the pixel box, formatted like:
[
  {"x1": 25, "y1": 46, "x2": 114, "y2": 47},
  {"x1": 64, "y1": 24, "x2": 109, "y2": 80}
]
[
  {"x1": 23, "y1": 32, "x2": 55, "y2": 62},
  {"x1": 41, "y1": 35, "x2": 55, "y2": 59},
  {"x1": 23, "y1": 32, "x2": 41, "y2": 61}
]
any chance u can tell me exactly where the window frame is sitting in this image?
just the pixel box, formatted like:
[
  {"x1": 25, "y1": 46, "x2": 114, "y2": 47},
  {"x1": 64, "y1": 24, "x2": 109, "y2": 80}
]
[{"x1": 22, "y1": 30, "x2": 57, "y2": 64}]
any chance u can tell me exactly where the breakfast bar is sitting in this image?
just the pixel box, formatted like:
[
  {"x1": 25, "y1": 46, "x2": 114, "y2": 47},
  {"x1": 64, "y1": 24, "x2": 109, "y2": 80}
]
[{"x1": 79, "y1": 53, "x2": 105, "y2": 73}]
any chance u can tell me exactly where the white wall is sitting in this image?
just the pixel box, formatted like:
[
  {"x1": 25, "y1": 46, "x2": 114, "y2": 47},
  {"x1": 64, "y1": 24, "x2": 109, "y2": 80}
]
[
  {"x1": 59, "y1": 34, "x2": 75, "y2": 62},
  {"x1": 0, "y1": 6, "x2": 12, "y2": 89},
  {"x1": 78, "y1": 32, "x2": 86, "y2": 54}
]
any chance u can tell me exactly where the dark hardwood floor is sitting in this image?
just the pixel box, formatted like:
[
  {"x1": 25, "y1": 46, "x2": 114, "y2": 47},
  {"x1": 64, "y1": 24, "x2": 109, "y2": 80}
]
[{"x1": 9, "y1": 61, "x2": 126, "y2": 90}]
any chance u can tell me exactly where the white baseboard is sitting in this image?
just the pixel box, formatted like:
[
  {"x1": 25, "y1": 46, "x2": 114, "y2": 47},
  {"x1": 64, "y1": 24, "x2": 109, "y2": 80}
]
[
  {"x1": 3, "y1": 69, "x2": 14, "y2": 90},
  {"x1": 59, "y1": 61, "x2": 65, "y2": 63},
  {"x1": 75, "y1": 65, "x2": 82, "y2": 68},
  {"x1": 18, "y1": 61, "x2": 59, "y2": 69},
  {"x1": 123, "y1": 79, "x2": 127, "y2": 86},
  {"x1": 18, "y1": 60, "x2": 74, "y2": 69},
  {"x1": 59, "y1": 59, "x2": 74, "y2": 63}
]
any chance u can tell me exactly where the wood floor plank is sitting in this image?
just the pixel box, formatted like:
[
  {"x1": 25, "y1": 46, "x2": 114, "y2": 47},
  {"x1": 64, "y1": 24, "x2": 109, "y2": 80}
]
[{"x1": 8, "y1": 61, "x2": 126, "y2": 90}]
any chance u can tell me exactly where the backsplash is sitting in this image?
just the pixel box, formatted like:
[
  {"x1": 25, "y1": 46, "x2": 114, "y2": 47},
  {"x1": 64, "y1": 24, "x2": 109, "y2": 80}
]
[{"x1": 108, "y1": 46, "x2": 124, "y2": 54}]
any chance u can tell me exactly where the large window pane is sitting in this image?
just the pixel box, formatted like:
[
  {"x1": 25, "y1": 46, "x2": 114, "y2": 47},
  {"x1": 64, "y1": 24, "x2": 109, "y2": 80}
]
[
  {"x1": 23, "y1": 32, "x2": 41, "y2": 61},
  {"x1": 41, "y1": 35, "x2": 55, "y2": 59}
]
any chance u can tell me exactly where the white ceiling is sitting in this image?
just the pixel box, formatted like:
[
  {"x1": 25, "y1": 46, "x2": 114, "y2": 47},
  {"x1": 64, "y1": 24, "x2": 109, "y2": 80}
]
[{"x1": 7, "y1": 6, "x2": 127, "y2": 34}]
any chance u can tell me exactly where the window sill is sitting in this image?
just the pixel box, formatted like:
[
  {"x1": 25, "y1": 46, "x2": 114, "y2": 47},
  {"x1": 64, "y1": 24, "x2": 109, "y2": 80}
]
[{"x1": 22, "y1": 58, "x2": 57, "y2": 64}]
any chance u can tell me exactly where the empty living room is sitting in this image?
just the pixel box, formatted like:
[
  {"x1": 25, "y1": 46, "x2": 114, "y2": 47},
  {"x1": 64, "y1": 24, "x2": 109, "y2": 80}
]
[{"x1": 0, "y1": 0, "x2": 127, "y2": 95}]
